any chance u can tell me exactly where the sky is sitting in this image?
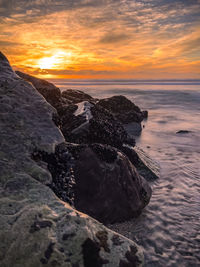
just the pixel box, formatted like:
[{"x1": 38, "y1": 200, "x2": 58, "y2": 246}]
[{"x1": 0, "y1": 0, "x2": 200, "y2": 79}]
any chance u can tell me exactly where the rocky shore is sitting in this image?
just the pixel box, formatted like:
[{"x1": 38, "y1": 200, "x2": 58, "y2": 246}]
[{"x1": 0, "y1": 52, "x2": 158, "y2": 266}]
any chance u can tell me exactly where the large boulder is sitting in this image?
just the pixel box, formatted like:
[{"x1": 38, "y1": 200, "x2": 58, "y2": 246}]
[
  {"x1": 97, "y1": 95, "x2": 148, "y2": 124},
  {"x1": 59, "y1": 101, "x2": 135, "y2": 148},
  {"x1": 0, "y1": 52, "x2": 144, "y2": 266},
  {"x1": 97, "y1": 96, "x2": 148, "y2": 136},
  {"x1": 63, "y1": 143, "x2": 151, "y2": 224}
]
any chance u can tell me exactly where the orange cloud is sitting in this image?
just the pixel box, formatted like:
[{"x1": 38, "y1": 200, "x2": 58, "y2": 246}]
[{"x1": 0, "y1": 0, "x2": 200, "y2": 79}]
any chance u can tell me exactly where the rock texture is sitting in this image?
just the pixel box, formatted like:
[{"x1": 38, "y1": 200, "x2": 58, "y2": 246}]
[
  {"x1": 97, "y1": 95, "x2": 148, "y2": 136},
  {"x1": 15, "y1": 69, "x2": 153, "y2": 223},
  {"x1": 0, "y1": 52, "x2": 144, "y2": 266},
  {"x1": 62, "y1": 89, "x2": 94, "y2": 104},
  {"x1": 97, "y1": 95, "x2": 148, "y2": 123},
  {"x1": 16, "y1": 71, "x2": 135, "y2": 148},
  {"x1": 72, "y1": 144, "x2": 151, "y2": 223}
]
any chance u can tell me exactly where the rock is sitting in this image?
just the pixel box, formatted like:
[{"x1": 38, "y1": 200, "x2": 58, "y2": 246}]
[
  {"x1": 15, "y1": 73, "x2": 135, "y2": 149},
  {"x1": 142, "y1": 110, "x2": 148, "y2": 119},
  {"x1": 176, "y1": 130, "x2": 192, "y2": 134},
  {"x1": 124, "y1": 122, "x2": 142, "y2": 137},
  {"x1": 62, "y1": 89, "x2": 94, "y2": 104},
  {"x1": 15, "y1": 70, "x2": 63, "y2": 108},
  {"x1": 0, "y1": 52, "x2": 144, "y2": 266},
  {"x1": 88, "y1": 104, "x2": 135, "y2": 148},
  {"x1": 16, "y1": 74, "x2": 139, "y2": 150},
  {"x1": 97, "y1": 95, "x2": 148, "y2": 137},
  {"x1": 64, "y1": 143, "x2": 152, "y2": 224},
  {"x1": 122, "y1": 145, "x2": 160, "y2": 181},
  {"x1": 97, "y1": 95, "x2": 147, "y2": 124},
  {"x1": 32, "y1": 144, "x2": 76, "y2": 206},
  {"x1": 59, "y1": 100, "x2": 135, "y2": 149}
]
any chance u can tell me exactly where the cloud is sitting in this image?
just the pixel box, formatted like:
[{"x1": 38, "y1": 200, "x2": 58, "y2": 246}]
[
  {"x1": 0, "y1": 0, "x2": 199, "y2": 78},
  {"x1": 99, "y1": 32, "x2": 130, "y2": 44}
]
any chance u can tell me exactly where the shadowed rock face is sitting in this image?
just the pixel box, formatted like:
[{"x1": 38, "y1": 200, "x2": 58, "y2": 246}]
[
  {"x1": 68, "y1": 143, "x2": 151, "y2": 224},
  {"x1": 16, "y1": 70, "x2": 62, "y2": 107},
  {"x1": 60, "y1": 102, "x2": 135, "y2": 148},
  {"x1": 0, "y1": 52, "x2": 144, "y2": 266},
  {"x1": 97, "y1": 95, "x2": 148, "y2": 124},
  {"x1": 62, "y1": 89, "x2": 94, "y2": 104}
]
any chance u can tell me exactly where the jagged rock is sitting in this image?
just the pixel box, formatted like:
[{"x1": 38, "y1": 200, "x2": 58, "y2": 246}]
[
  {"x1": 32, "y1": 144, "x2": 76, "y2": 206},
  {"x1": 15, "y1": 70, "x2": 64, "y2": 108},
  {"x1": 15, "y1": 72, "x2": 135, "y2": 148},
  {"x1": 59, "y1": 101, "x2": 135, "y2": 149},
  {"x1": 63, "y1": 143, "x2": 152, "y2": 224},
  {"x1": 62, "y1": 89, "x2": 94, "y2": 104},
  {"x1": 97, "y1": 95, "x2": 147, "y2": 124},
  {"x1": 97, "y1": 95, "x2": 148, "y2": 136},
  {"x1": 0, "y1": 52, "x2": 144, "y2": 266}
]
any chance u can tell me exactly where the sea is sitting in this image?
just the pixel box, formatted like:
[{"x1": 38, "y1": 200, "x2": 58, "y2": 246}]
[{"x1": 51, "y1": 79, "x2": 200, "y2": 267}]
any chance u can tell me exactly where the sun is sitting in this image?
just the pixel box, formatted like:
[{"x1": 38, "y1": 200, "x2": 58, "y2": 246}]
[
  {"x1": 38, "y1": 57, "x2": 55, "y2": 69},
  {"x1": 38, "y1": 51, "x2": 71, "y2": 69}
]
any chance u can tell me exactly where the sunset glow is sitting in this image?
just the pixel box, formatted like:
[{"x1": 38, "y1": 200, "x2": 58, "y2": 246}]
[
  {"x1": 38, "y1": 51, "x2": 72, "y2": 69},
  {"x1": 0, "y1": 0, "x2": 200, "y2": 79}
]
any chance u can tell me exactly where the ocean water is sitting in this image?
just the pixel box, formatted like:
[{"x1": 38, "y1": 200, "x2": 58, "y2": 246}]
[{"x1": 52, "y1": 79, "x2": 200, "y2": 267}]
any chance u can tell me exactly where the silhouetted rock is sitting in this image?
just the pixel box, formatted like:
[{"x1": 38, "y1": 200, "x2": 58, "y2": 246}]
[
  {"x1": 16, "y1": 70, "x2": 63, "y2": 107},
  {"x1": 64, "y1": 143, "x2": 152, "y2": 224},
  {"x1": 0, "y1": 52, "x2": 144, "y2": 267},
  {"x1": 176, "y1": 130, "x2": 192, "y2": 134},
  {"x1": 97, "y1": 95, "x2": 147, "y2": 124},
  {"x1": 59, "y1": 100, "x2": 135, "y2": 149},
  {"x1": 62, "y1": 88, "x2": 94, "y2": 103}
]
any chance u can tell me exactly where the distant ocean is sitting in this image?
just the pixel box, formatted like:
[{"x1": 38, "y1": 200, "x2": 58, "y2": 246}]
[{"x1": 51, "y1": 79, "x2": 200, "y2": 266}]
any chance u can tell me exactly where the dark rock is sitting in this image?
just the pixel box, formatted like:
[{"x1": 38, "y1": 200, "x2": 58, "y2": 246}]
[
  {"x1": 59, "y1": 101, "x2": 135, "y2": 149},
  {"x1": 72, "y1": 144, "x2": 151, "y2": 223},
  {"x1": 14, "y1": 72, "x2": 137, "y2": 149},
  {"x1": 97, "y1": 95, "x2": 147, "y2": 124},
  {"x1": 62, "y1": 89, "x2": 94, "y2": 104},
  {"x1": 32, "y1": 143, "x2": 75, "y2": 205},
  {"x1": 176, "y1": 130, "x2": 191, "y2": 134},
  {"x1": 90, "y1": 143, "x2": 118, "y2": 164},
  {"x1": 89, "y1": 104, "x2": 135, "y2": 148},
  {"x1": 142, "y1": 110, "x2": 148, "y2": 119},
  {"x1": 15, "y1": 71, "x2": 62, "y2": 107}
]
